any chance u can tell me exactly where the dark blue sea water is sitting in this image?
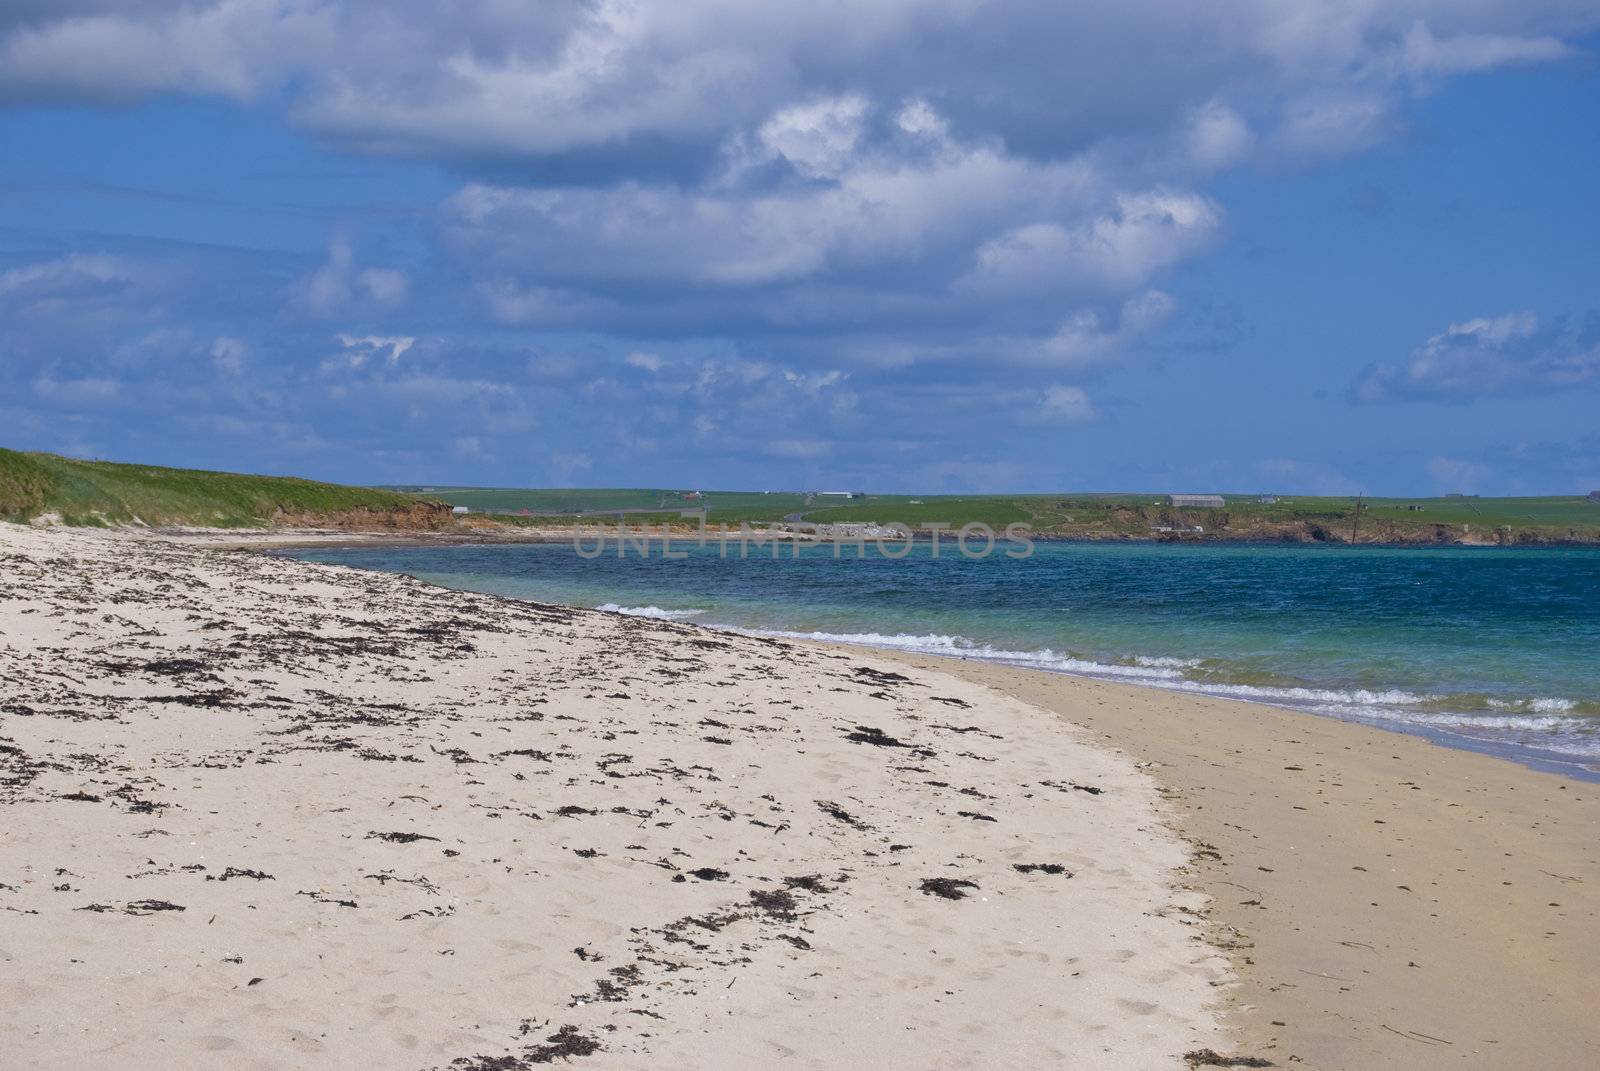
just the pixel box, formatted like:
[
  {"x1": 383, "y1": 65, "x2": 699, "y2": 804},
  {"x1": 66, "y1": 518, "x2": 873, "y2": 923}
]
[{"x1": 285, "y1": 540, "x2": 1600, "y2": 777}]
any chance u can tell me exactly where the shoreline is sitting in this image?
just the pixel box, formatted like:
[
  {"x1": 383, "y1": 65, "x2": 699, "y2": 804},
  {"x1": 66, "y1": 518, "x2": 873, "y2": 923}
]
[
  {"x1": 258, "y1": 531, "x2": 1600, "y2": 785},
  {"x1": 863, "y1": 647, "x2": 1600, "y2": 1069},
  {"x1": 65, "y1": 522, "x2": 1600, "y2": 553},
  {"x1": 772, "y1": 643, "x2": 1600, "y2": 786}
]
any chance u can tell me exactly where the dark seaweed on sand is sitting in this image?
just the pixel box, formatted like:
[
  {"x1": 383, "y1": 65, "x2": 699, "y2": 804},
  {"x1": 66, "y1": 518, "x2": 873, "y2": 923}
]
[
  {"x1": 748, "y1": 888, "x2": 799, "y2": 920},
  {"x1": 844, "y1": 725, "x2": 912, "y2": 748},
  {"x1": 209, "y1": 866, "x2": 274, "y2": 881},
  {"x1": 1183, "y1": 1050, "x2": 1273, "y2": 1068},
  {"x1": 919, "y1": 878, "x2": 979, "y2": 900},
  {"x1": 123, "y1": 899, "x2": 186, "y2": 914},
  {"x1": 815, "y1": 800, "x2": 872, "y2": 830},
  {"x1": 450, "y1": 1024, "x2": 602, "y2": 1069}
]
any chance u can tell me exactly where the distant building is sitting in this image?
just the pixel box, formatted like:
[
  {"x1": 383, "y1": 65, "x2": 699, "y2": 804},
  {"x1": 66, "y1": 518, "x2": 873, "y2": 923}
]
[
  {"x1": 818, "y1": 491, "x2": 866, "y2": 498},
  {"x1": 1589, "y1": 491, "x2": 1600, "y2": 503},
  {"x1": 1256, "y1": 495, "x2": 1279, "y2": 504},
  {"x1": 1166, "y1": 494, "x2": 1225, "y2": 508},
  {"x1": 451, "y1": 506, "x2": 470, "y2": 516},
  {"x1": 1444, "y1": 493, "x2": 1480, "y2": 499}
]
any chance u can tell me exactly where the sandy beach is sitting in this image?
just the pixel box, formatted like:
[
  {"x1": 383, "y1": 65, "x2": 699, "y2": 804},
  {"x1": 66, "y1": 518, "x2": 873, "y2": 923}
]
[
  {"x1": 0, "y1": 524, "x2": 1231, "y2": 1069},
  {"x1": 872, "y1": 653, "x2": 1600, "y2": 1069},
  {"x1": 4, "y1": 525, "x2": 1596, "y2": 1069}
]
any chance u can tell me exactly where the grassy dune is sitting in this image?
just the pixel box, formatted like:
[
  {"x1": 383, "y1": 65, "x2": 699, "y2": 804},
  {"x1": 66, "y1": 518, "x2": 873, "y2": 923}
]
[{"x1": 0, "y1": 449, "x2": 446, "y2": 528}]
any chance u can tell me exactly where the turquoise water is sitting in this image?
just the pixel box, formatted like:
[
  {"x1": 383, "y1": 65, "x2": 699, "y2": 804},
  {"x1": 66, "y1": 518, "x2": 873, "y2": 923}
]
[{"x1": 286, "y1": 540, "x2": 1600, "y2": 777}]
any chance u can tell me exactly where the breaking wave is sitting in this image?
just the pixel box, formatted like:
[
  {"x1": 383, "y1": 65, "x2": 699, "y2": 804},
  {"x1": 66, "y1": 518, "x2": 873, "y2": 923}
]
[
  {"x1": 596, "y1": 603, "x2": 707, "y2": 620},
  {"x1": 739, "y1": 626, "x2": 1600, "y2": 759}
]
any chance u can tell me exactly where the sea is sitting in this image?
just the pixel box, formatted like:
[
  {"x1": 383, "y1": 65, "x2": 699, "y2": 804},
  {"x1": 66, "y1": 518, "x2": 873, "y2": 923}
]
[{"x1": 283, "y1": 538, "x2": 1600, "y2": 779}]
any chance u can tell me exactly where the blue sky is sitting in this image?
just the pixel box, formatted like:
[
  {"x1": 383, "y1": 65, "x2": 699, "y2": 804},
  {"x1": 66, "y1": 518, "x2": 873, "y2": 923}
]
[{"x1": 1, "y1": 3, "x2": 1597, "y2": 495}]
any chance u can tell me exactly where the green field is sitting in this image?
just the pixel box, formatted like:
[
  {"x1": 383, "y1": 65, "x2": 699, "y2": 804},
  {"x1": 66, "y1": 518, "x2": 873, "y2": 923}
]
[
  {"x1": 410, "y1": 484, "x2": 1600, "y2": 543},
  {"x1": 1354, "y1": 495, "x2": 1599, "y2": 527},
  {"x1": 389, "y1": 486, "x2": 677, "y2": 513},
  {"x1": 390, "y1": 485, "x2": 816, "y2": 522},
  {"x1": 8, "y1": 454, "x2": 1599, "y2": 542},
  {"x1": 1, "y1": 449, "x2": 443, "y2": 527}
]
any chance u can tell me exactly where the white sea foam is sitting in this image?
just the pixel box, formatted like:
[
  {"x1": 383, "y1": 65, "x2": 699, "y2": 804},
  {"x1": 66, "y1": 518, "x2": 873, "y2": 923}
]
[
  {"x1": 1489, "y1": 696, "x2": 1577, "y2": 714},
  {"x1": 1133, "y1": 655, "x2": 1204, "y2": 669},
  {"x1": 1393, "y1": 711, "x2": 1577, "y2": 731},
  {"x1": 741, "y1": 629, "x2": 1191, "y2": 680},
  {"x1": 597, "y1": 603, "x2": 707, "y2": 620},
  {"x1": 736, "y1": 625, "x2": 1597, "y2": 757},
  {"x1": 1161, "y1": 680, "x2": 1431, "y2": 706}
]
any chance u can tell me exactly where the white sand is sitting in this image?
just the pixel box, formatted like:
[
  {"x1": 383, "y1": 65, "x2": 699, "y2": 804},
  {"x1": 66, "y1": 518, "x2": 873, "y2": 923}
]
[
  {"x1": 891, "y1": 649, "x2": 1600, "y2": 1069},
  {"x1": 0, "y1": 524, "x2": 1227, "y2": 1068}
]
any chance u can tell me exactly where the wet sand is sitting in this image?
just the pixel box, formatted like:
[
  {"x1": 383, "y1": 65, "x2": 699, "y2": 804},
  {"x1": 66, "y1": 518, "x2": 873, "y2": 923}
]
[
  {"x1": 870, "y1": 650, "x2": 1600, "y2": 1069},
  {"x1": 0, "y1": 524, "x2": 1229, "y2": 1069}
]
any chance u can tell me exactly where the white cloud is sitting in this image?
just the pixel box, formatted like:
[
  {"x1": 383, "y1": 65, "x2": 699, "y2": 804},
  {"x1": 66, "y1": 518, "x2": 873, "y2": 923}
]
[
  {"x1": 1008, "y1": 290, "x2": 1175, "y2": 365},
  {"x1": 1183, "y1": 100, "x2": 1253, "y2": 170},
  {"x1": 2, "y1": 2, "x2": 1584, "y2": 164},
  {"x1": 1398, "y1": 22, "x2": 1571, "y2": 79},
  {"x1": 298, "y1": 237, "x2": 408, "y2": 317},
  {"x1": 1039, "y1": 385, "x2": 1096, "y2": 423},
  {"x1": 449, "y1": 103, "x2": 1123, "y2": 297},
  {"x1": 336, "y1": 332, "x2": 415, "y2": 366},
  {"x1": 1356, "y1": 310, "x2": 1600, "y2": 401},
  {"x1": 449, "y1": 99, "x2": 1215, "y2": 358},
  {"x1": 895, "y1": 98, "x2": 948, "y2": 140},
  {"x1": 0, "y1": 252, "x2": 135, "y2": 298},
  {"x1": 782, "y1": 369, "x2": 846, "y2": 392},
  {"x1": 0, "y1": 0, "x2": 1585, "y2": 223},
  {"x1": 1272, "y1": 92, "x2": 1393, "y2": 159},
  {"x1": 2, "y1": 0, "x2": 1594, "y2": 478},
  {"x1": 303, "y1": 238, "x2": 354, "y2": 316},
  {"x1": 0, "y1": 1, "x2": 333, "y2": 104},
  {"x1": 210, "y1": 336, "x2": 249, "y2": 375},
  {"x1": 753, "y1": 94, "x2": 869, "y2": 180},
  {"x1": 359, "y1": 267, "x2": 409, "y2": 305},
  {"x1": 962, "y1": 193, "x2": 1221, "y2": 296}
]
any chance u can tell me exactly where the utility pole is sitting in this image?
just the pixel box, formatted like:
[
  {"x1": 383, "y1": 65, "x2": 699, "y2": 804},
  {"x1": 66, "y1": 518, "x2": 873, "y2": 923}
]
[{"x1": 1351, "y1": 493, "x2": 1364, "y2": 544}]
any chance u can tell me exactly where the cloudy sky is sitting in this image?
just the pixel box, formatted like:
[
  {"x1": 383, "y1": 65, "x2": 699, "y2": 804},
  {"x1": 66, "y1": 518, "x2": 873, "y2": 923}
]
[{"x1": 2, "y1": 1, "x2": 1598, "y2": 494}]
